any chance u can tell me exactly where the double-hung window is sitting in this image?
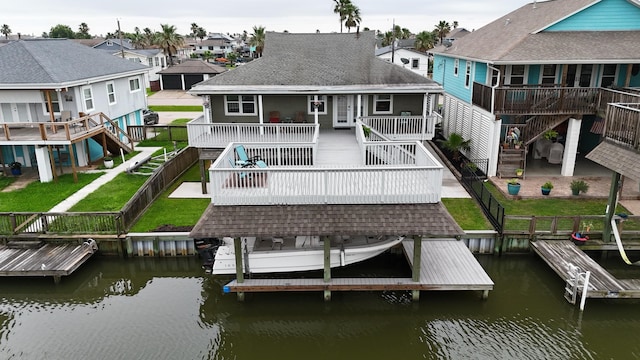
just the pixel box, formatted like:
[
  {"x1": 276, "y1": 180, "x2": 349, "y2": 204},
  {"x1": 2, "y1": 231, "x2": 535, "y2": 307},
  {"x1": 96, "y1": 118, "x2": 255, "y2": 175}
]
[
  {"x1": 373, "y1": 94, "x2": 393, "y2": 114},
  {"x1": 464, "y1": 61, "x2": 472, "y2": 88},
  {"x1": 82, "y1": 86, "x2": 94, "y2": 111},
  {"x1": 307, "y1": 95, "x2": 327, "y2": 114},
  {"x1": 129, "y1": 77, "x2": 141, "y2": 92},
  {"x1": 225, "y1": 95, "x2": 257, "y2": 115},
  {"x1": 453, "y1": 59, "x2": 459, "y2": 77},
  {"x1": 43, "y1": 91, "x2": 60, "y2": 114},
  {"x1": 106, "y1": 82, "x2": 116, "y2": 104}
]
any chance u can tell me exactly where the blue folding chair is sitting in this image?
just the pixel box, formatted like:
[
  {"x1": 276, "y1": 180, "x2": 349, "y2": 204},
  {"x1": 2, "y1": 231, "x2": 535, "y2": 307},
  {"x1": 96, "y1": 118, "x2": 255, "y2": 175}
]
[{"x1": 234, "y1": 145, "x2": 263, "y2": 167}]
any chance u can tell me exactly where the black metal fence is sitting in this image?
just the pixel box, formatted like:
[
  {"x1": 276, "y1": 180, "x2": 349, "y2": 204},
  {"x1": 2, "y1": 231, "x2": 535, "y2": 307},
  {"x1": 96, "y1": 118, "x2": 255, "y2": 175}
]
[{"x1": 461, "y1": 165, "x2": 505, "y2": 232}]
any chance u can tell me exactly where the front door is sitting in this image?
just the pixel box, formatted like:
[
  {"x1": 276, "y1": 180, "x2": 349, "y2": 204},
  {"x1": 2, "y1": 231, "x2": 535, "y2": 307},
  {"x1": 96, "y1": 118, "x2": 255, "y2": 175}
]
[
  {"x1": 333, "y1": 95, "x2": 354, "y2": 128},
  {"x1": 566, "y1": 64, "x2": 595, "y2": 87}
]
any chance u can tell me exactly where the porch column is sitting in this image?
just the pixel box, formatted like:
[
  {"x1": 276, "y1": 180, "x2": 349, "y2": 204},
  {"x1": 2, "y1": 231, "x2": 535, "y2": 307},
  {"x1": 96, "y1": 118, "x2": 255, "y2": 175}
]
[
  {"x1": 75, "y1": 142, "x2": 88, "y2": 167},
  {"x1": 561, "y1": 118, "x2": 582, "y2": 177},
  {"x1": 258, "y1": 95, "x2": 264, "y2": 124},
  {"x1": 35, "y1": 146, "x2": 53, "y2": 182},
  {"x1": 422, "y1": 93, "x2": 429, "y2": 140},
  {"x1": 488, "y1": 117, "x2": 502, "y2": 177},
  {"x1": 203, "y1": 96, "x2": 212, "y2": 123},
  {"x1": 180, "y1": 75, "x2": 186, "y2": 91},
  {"x1": 313, "y1": 95, "x2": 319, "y2": 124},
  {"x1": 356, "y1": 95, "x2": 362, "y2": 120}
]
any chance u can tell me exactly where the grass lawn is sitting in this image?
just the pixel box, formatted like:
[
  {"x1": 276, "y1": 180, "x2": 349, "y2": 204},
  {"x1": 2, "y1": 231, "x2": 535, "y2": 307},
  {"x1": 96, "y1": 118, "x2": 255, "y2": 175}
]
[
  {"x1": 129, "y1": 164, "x2": 209, "y2": 232},
  {"x1": 96, "y1": 151, "x2": 140, "y2": 170},
  {"x1": 170, "y1": 118, "x2": 192, "y2": 125},
  {"x1": 68, "y1": 173, "x2": 149, "y2": 212},
  {"x1": 149, "y1": 105, "x2": 203, "y2": 112},
  {"x1": 0, "y1": 176, "x2": 16, "y2": 191},
  {"x1": 442, "y1": 198, "x2": 493, "y2": 230},
  {"x1": 0, "y1": 173, "x2": 103, "y2": 212}
]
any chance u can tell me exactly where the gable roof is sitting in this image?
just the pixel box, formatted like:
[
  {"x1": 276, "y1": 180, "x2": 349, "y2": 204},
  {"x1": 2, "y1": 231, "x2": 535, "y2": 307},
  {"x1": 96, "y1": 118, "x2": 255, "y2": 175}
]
[
  {"x1": 190, "y1": 31, "x2": 441, "y2": 95},
  {"x1": 0, "y1": 39, "x2": 149, "y2": 89},
  {"x1": 430, "y1": 0, "x2": 640, "y2": 64},
  {"x1": 375, "y1": 46, "x2": 428, "y2": 57},
  {"x1": 158, "y1": 59, "x2": 227, "y2": 74}
]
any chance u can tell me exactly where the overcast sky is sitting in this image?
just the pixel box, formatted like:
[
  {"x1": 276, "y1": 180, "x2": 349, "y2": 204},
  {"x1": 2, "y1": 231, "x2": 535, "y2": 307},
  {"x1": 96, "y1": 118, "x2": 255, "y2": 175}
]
[{"x1": 3, "y1": 0, "x2": 534, "y2": 37}]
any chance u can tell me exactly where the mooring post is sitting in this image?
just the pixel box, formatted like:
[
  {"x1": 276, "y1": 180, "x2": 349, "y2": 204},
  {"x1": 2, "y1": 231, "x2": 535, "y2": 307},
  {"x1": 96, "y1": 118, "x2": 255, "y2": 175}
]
[
  {"x1": 412, "y1": 235, "x2": 422, "y2": 301},
  {"x1": 323, "y1": 236, "x2": 331, "y2": 301},
  {"x1": 234, "y1": 237, "x2": 245, "y2": 302}
]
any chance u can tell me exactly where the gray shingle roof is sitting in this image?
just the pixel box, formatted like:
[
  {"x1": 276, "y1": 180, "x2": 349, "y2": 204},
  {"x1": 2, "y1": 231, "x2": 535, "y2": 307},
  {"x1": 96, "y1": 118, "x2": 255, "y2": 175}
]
[
  {"x1": 158, "y1": 59, "x2": 226, "y2": 74},
  {"x1": 586, "y1": 140, "x2": 640, "y2": 181},
  {"x1": 0, "y1": 39, "x2": 149, "y2": 87},
  {"x1": 191, "y1": 31, "x2": 440, "y2": 93},
  {"x1": 189, "y1": 203, "x2": 464, "y2": 238},
  {"x1": 430, "y1": 0, "x2": 640, "y2": 64}
]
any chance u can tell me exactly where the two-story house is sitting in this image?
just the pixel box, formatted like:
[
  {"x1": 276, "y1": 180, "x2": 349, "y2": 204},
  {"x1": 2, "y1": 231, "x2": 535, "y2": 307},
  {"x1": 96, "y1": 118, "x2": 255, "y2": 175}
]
[
  {"x1": 186, "y1": 32, "x2": 468, "y2": 285},
  {"x1": 0, "y1": 39, "x2": 149, "y2": 182},
  {"x1": 430, "y1": 0, "x2": 640, "y2": 178},
  {"x1": 376, "y1": 46, "x2": 430, "y2": 78}
]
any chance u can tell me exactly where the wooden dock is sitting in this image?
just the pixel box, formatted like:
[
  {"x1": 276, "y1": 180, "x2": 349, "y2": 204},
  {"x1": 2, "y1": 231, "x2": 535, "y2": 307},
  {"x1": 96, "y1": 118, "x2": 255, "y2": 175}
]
[
  {"x1": 0, "y1": 241, "x2": 98, "y2": 283},
  {"x1": 223, "y1": 238, "x2": 493, "y2": 299},
  {"x1": 531, "y1": 240, "x2": 640, "y2": 299}
]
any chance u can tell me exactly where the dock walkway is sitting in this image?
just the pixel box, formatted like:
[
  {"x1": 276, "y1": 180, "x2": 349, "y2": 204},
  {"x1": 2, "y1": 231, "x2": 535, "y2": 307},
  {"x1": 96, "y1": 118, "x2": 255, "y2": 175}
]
[
  {"x1": 531, "y1": 240, "x2": 640, "y2": 299},
  {"x1": 223, "y1": 238, "x2": 493, "y2": 299},
  {"x1": 0, "y1": 241, "x2": 97, "y2": 283}
]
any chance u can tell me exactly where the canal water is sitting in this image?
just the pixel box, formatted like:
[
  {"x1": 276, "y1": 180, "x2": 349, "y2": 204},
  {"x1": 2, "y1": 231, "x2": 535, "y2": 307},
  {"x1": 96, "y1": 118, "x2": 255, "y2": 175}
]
[{"x1": 1, "y1": 253, "x2": 639, "y2": 359}]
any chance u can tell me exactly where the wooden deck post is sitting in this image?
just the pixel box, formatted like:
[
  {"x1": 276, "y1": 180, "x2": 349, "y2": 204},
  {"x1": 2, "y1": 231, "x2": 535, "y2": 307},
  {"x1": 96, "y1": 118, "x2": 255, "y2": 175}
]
[
  {"x1": 47, "y1": 145, "x2": 58, "y2": 182},
  {"x1": 199, "y1": 157, "x2": 207, "y2": 194},
  {"x1": 323, "y1": 236, "x2": 331, "y2": 301},
  {"x1": 234, "y1": 237, "x2": 245, "y2": 301},
  {"x1": 68, "y1": 143, "x2": 78, "y2": 183},
  {"x1": 412, "y1": 235, "x2": 422, "y2": 301},
  {"x1": 603, "y1": 172, "x2": 621, "y2": 242}
]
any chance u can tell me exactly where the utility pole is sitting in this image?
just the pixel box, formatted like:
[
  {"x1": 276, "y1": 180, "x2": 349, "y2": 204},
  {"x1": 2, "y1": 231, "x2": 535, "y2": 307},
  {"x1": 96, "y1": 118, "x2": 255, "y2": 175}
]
[{"x1": 117, "y1": 19, "x2": 125, "y2": 59}]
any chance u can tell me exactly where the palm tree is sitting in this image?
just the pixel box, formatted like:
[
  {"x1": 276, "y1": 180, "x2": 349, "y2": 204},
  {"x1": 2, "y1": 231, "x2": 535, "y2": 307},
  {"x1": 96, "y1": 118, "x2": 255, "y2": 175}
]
[
  {"x1": 156, "y1": 24, "x2": 184, "y2": 66},
  {"x1": 249, "y1": 26, "x2": 266, "y2": 57},
  {"x1": 1, "y1": 24, "x2": 11, "y2": 39},
  {"x1": 344, "y1": 3, "x2": 361, "y2": 33},
  {"x1": 130, "y1": 27, "x2": 145, "y2": 49},
  {"x1": 401, "y1": 28, "x2": 411, "y2": 39},
  {"x1": 191, "y1": 22, "x2": 200, "y2": 42},
  {"x1": 143, "y1": 27, "x2": 155, "y2": 47},
  {"x1": 333, "y1": 0, "x2": 351, "y2": 33},
  {"x1": 77, "y1": 22, "x2": 90, "y2": 39},
  {"x1": 437, "y1": 132, "x2": 471, "y2": 162},
  {"x1": 434, "y1": 21, "x2": 451, "y2": 45},
  {"x1": 414, "y1": 31, "x2": 434, "y2": 52},
  {"x1": 381, "y1": 31, "x2": 394, "y2": 47},
  {"x1": 453, "y1": 21, "x2": 459, "y2": 29},
  {"x1": 196, "y1": 27, "x2": 207, "y2": 43}
]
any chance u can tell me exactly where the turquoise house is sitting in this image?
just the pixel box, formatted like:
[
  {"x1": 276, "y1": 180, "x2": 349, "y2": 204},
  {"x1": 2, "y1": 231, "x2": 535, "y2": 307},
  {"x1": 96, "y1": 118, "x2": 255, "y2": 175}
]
[{"x1": 430, "y1": 0, "x2": 640, "y2": 177}]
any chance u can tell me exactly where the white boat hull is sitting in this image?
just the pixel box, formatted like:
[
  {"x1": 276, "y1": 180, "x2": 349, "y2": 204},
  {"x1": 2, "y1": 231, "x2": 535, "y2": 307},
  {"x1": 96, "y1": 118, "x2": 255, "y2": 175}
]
[{"x1": 212, "y1": 236, "x2": 404, "y2": 275}]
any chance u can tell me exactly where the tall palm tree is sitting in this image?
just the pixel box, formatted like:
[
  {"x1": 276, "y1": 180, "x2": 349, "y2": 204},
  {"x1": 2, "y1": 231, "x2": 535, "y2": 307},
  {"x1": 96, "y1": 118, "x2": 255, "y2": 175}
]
[
  {"x1": 190, "y1": 23, "x2": 199, "y2": 41},
  {"x1": 142, "y1": 27, "x2": 155, "y2": 47},
  {"x1": 453, "y1": 21, "x2": 459, "y2": 29},
  {"x1": 156, "y1": 24, "x2": 184, "y2": 66},
  {"x1": 196, "y1": 27, "x2": 207, "y2": 43},
  {"x1": 344, "y1": 3, "x2": 361, "y2": 33},
  {"x1": 381, "y1": 31, "x2": 394, "y2": 47},
  {"x1": 414, "y1": 31, "x2": 434, "y2": 52},
  {"x1": 333, "y1": 0, "x2": 351, "y2": 33},
  {"x1": 77, "y1": 22, "x2": 90, "y2": 39},
  {"x1": 130, "y1": 27, "x2": 145, "y2": 49},
  {"x1": 401, "y1": 28, "x2": 412, "y2": 39},
  {"x1": 249, "y1": 26, "x2": 266, "y2": 57},
  {"x1": 434, "y1": 21, "x2": 451, "y2": 45},
  {"x1": 1, "y1": 24, "x2": 11, "y2": 39}
]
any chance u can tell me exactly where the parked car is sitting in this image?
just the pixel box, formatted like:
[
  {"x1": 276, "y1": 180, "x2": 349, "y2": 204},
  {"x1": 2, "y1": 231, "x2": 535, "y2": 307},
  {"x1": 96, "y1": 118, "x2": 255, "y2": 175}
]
[{"x1": 143, "y1": 109, "x2": 159, "y2": 125}]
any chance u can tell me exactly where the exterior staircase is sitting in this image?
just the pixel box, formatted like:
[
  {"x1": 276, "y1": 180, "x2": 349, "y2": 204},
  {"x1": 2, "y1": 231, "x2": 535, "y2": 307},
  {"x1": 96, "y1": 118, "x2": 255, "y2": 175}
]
[
  {"x1": 89, "y1": 113, "x2": 135, "y2": 155},
  {"x1": 498, "y1": 146, "x2": 525, "y2": 178}
]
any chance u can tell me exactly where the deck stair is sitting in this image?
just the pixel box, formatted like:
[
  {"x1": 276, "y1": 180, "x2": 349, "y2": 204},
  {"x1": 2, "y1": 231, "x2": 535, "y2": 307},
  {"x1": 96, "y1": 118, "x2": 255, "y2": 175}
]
[
  {"x1": 522, "y1": 115, "x2": 569, "y2": 146},
  {"x1": 89, "y1": 113, "x2": 135, "y2": 155},
  {"x1": 498, "y1": 147, "x2": 525, "y2": 178}
]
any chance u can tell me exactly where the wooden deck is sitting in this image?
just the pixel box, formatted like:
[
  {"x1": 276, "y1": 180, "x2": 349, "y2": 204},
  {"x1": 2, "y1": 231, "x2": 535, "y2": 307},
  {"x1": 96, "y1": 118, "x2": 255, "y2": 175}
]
[
  {"x1": 531, "y1": 240, "x2": 640, "y2": 299},
  {"x1": 0, "y1": 241, "x2": 98, "y2": 283},
  {"x1": 222, "y1": 238, "x2": 493, "y2": 298}
]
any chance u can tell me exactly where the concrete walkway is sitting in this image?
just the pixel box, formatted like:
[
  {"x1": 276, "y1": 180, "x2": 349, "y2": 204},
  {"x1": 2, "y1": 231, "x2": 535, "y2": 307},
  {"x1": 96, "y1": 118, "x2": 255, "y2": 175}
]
[{"x1": 48, "y1": 147, "x2": 161, "y2": 212}]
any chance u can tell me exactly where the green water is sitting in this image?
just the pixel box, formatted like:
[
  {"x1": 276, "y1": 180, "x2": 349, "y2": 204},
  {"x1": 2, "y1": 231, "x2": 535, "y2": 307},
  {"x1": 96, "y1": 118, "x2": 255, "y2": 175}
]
[{"x1": 1, "y1": 254, "x2": 639, "y2": 359}]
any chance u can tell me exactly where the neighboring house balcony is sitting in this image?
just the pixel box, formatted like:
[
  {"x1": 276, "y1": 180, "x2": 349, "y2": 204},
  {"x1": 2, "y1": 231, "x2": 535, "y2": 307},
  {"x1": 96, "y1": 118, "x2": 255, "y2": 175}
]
[
  {"x1": 472, "y1": 83, "x2": 640, "y2": 117},
  {"x1": 0, "y1": 112, "x2": 133, "y2": 152},
  {"x1": 602, "y1": 102, "x2": 640, "y2": 151},
  {"x1": 207, "y1": 125, "x2": 443, "y2": 206}
]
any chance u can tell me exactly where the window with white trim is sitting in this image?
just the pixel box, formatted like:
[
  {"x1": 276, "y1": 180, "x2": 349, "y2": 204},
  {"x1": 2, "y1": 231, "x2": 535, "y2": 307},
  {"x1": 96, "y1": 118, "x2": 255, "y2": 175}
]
[
  {"x1": 224, "y1": 95, "x2": 257, "y2": 115},
  {"x1": 411, "y1": 58, "x2": 419, "y2": 69},
  {"x1": 540, "y1": 64, "x2": 558, "y2": 85},
  {"x1": 106, "y1": 82, "x2": 116, "y2": 104},
  {"x1": 129, "y1": 77, "x2": 141, "y2": 92},
  {"x1": 506, "y1": 65, "x2": 526, "y2": 85},
  {"x1": 307, "y1": 95, "x2": 327, "y2": 114},
  {"x1": 453, "y1": 59, "x2": 459, "y2": 77},
  {"x1": 600, "y1": 64, "x2": 618, "y2": 87},
  {"x1": 464, "y1": 61, "x2": 472, "y2": 88},
  {"x1": 148, "y1": 58, "x2": 153, "y2": 67},
  {"x1": 82, "y1": 86, "x2": 94, "y2": 111},
  {"x1": 373, "y1": 94, "x2": 393, "y2": 114},
  {"x1": 43, "y1": 91, "x2": 60, "y2": 114}
]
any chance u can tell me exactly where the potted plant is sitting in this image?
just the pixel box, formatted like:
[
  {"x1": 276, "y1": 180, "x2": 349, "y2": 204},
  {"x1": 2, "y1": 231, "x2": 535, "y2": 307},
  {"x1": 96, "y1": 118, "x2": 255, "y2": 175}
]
[
  {"x1": 9, "y1": 161, "x2": 22, "y2": 176},
  {"x1": 571, "y1": 221, "x2": 593, "y2": 245},
  {"x1": 544, "y1": 129, "x2": 559, "y2": 141},
  {"x1": 515, "y1": 168, "x2": 524, "y2": 177},
  {"x1": 514, "y1": 141, "x2": 523, "y2": 150},
  {"x1": 507, "y1": 178, "x2": 521, "y2": 196},
  {"x1": 103, "y1": 156, "x2": 114, "y2": 169},
  {"x1": 362, "y1": 125, "x2": 371, "y2": 138},
  {"x1": 570, "y1": 180, "x2": 589, "y2": 196},
  {"x1": 541, "y1": 181, "x2": 553, "y2": 195}
]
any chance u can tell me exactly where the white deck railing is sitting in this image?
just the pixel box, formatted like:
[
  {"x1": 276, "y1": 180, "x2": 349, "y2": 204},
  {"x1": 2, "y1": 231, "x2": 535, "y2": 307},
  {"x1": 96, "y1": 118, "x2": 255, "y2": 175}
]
[
  {"x1": 209, "y1": 142, "x2": 443, "y2": 205},
  {"x1": 360, "y1": 115, "x2": 435, "y2": 141},
  {"x1": 187, "y1": 116, "x2": 318, "y2": 148}
]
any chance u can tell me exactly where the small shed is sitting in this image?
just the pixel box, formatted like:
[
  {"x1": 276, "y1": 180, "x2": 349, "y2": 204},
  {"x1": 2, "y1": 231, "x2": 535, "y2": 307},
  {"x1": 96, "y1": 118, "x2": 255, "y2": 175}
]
[{"x1": 158, "y1": 59, "x2": 226, "y2": 90}]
